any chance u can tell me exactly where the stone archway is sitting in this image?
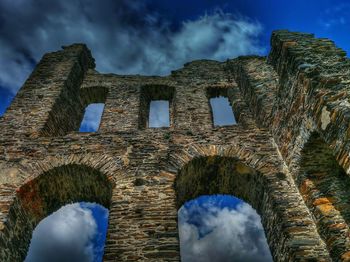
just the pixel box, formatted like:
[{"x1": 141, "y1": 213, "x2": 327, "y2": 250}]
[
  {"x1": 175, "y1": 156, "x2": 261, "y2": 209},
  {"x1": 168, "y1": 145, "x2": 332, "y2": 261},
  {"x1": 297, "y1": 132, "x2": 350, "y2": 261},
  {"x1": 0, "y1": 163, "x2": 113, "y2": 261},
  {"x1": 175, "y1": 156, "x2": 271, "y2": 261}
]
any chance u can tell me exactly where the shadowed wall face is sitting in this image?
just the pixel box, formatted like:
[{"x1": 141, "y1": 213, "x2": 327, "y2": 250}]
[
  {"x1": 175, "y1": 156, "x2": 260, "y2": 206},
  {"x1": 298, "y1": 133, "x2": 350, "y2": 261}
]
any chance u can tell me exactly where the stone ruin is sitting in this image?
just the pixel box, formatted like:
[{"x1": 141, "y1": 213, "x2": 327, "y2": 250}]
[{"x1": 1, "y1": 30, "x2": 350, "y2": 261}]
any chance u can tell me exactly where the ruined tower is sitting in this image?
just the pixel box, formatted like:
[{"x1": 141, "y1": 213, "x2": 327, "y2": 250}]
[{"x1": 1, "y1": 30, "x2": 350, "y2": 261}]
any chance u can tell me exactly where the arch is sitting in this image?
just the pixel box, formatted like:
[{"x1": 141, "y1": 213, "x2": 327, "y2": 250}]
[
  {"x1": 169, "y1": 145, "x2": 332, "y2": 261},
  {"x1": 175, "y1": 156, "x2": 260, "y2": 209},
  {"x1": 0, "y1": 163, "x2": 114, "y2": 261},
  {"x1": 80, "y1": 86, "x2": 109, "y2": 107},
  {"x1": 297, "y1": 131, "x2": 350, "y2": 260},
  {"x1": 174, "y1": 156, "x2": 271, "y2": 262}
]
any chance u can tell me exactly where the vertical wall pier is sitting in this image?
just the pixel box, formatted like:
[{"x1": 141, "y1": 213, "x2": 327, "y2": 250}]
[{"x1": 2, "y1": 44, "x2": 95, "y2": 137}]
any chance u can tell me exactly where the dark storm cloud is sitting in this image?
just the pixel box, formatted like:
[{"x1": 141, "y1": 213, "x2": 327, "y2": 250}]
[{"x1": 0, "y1": 0, "x2": 264, "y2": 94}]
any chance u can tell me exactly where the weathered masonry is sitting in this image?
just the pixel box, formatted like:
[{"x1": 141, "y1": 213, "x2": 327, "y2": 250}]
[{"x1": 1, "y1": 30, "x2": 350, "y2": 261}]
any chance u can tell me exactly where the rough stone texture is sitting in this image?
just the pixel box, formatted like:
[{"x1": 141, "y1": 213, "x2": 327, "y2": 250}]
[{"x1": 0, "y1": 30, "x2": 350, "y2": 261}]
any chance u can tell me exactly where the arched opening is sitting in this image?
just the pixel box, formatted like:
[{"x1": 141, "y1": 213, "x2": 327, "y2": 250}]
[
  {"x1": 178, "y1": 195, "x2": 272, "y2": 262},
  {"x1": 174, "y1": 156, "x2": 273, "y2": 261},
  {"x1": 25, "y1": 202, "x2": 108, "y2": 262},
  {"x1": 298, "y1": 132, "x2": 350, "y2": 260},
  {"x1": 0, "y1": 164, "x2": 113, "y2": 261}
]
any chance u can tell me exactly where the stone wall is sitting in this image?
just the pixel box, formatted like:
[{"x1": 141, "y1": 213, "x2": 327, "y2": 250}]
[
  {"x1": 1, "y1": 30, "x2": 350, "y2": 261},
  {"x1": 230, "y1": 30, "x2": 350, "y2": 261}
]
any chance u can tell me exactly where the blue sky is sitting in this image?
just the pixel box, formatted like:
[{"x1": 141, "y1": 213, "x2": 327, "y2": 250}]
[
  {"x1": 79, "y1": 104, "x2": 105, "y2": 132},
  {"x1": 149, "y1": 100, "x2": 170, "y2": 127},
  {"x1": 1, "y1": 0, "x2": 350, "y2": 261},
  {"x1": 210, "y1": 97, "x2": 236, "y2": 126}
]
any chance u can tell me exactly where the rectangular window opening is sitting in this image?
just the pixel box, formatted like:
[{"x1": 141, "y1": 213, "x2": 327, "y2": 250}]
[
  {"x1": 79, "y1": 103, "x2": 105, "y2": 132},
  {"x1": 210, "y1": 97, "x2": 236, "y2": 126},
  {"x1": 149, "y1": 100, "x2": 170, "y2": 128},
  {"x1": 139, "y1": 85, "x2": 174, "y2": 129},
  {"x1": 207, "y1": 87, "x2": 236, "y2": 127}
]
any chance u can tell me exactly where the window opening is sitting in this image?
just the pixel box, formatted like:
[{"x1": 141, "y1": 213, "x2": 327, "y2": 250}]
[
  {"x1": 139, "y1": 85, "x2": 174, "y2": 129},
  {"x1": 79, "y1": 103, "x2": 105, "y2": 132},
  {"x1": 209, "y1": 96, "x2": 236, "y2": 126},
  {"x1": 149, "y1": 100, "x2": 170, "y2": 127}
]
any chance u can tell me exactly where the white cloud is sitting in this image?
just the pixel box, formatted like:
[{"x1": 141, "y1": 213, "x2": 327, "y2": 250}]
[
  {"x1": 0, "y1": 0, "x2": 264, "y2": 94},
  {"x1": 25, "y1": 203, "x2": 97, "y2": 262},
  {"x1": 320, "y1": 3, "x2": 349, "y2": 29},
  {"x1": 171, "y1": 13, "x2": 263, "y2": 62},
  {"x1": 178, "y1": 202, "x2": 273, "y2": 262}
]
